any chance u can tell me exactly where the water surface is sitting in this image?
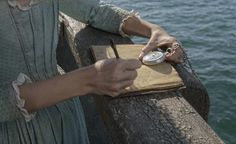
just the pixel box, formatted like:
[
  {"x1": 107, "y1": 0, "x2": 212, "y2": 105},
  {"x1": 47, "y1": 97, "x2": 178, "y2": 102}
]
[{"x1": 104, "y1": 0, "x2": 236, "y2": 143}]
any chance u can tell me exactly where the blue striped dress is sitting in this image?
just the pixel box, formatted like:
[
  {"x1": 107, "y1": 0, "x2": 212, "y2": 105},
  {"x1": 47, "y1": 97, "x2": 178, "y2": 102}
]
[{"x1": 0, "y1": 0, "x2": 129, "y2": 143}]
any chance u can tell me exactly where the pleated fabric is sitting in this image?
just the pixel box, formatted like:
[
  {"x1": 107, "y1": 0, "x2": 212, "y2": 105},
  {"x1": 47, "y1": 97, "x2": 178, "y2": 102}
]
[{"x1": 0, "y1": 0, "x2": 89, "y2": 143}]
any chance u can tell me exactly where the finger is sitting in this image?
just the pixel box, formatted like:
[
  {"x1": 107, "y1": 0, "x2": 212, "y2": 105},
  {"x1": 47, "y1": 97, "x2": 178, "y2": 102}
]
[
  {"x1": 156, "y1": 38, "x2": 176, "y2": 49},
  {"x1": 110, "y1": 69, "x2": 137, "y2": 82},
  {"x1": 165, "y1": 47, "x2": 176, "y2": 58},
  {"x1": 121, "y1": 59, "x2": 142, "y2": 70},
  {"x1": 175, "y1": 50, "x2": 184, "y2": 63},
  {"x1": 171, "y1": 43, "x2": 184, "y2": 63},
  {"x1": 139, "y1": 44, "x2": 156, "y2": 59},
  {"x1": 107, "y1": 91, "x2": 120, "y2": 97},
  {"x1": 139, "y1": 33, "x2": 160, "y2": 59},
  {"x1": 165, "y1": 47, "x2": 184, "y2": 63},
  {"x1": 119, "y1": 80, "x2": 134, "y2": 89},
  {"x1": 109, "y1": 80, "x2": 134, "y2": 93},
  {"x1": 139, "y1": 36, "x2": 178, "y2": 59},
  {"x1": 171, "y1": 42, "x2": 182, "y2": 49},
  {"x1": 120, "y1": 70, "x2": 138, "y2": 81},
  {"x1": 157, "y1": 41, "x2": 172, "y2": 49}
]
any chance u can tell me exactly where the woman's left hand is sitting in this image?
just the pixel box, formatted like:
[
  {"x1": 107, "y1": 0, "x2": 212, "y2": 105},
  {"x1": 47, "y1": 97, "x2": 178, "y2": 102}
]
[
  {"x1": 120, "y1": 15, "x2": 184, "y2": 63},
  {"x1": 139, "y1": 31, "x2": 184, "y2": 63}
]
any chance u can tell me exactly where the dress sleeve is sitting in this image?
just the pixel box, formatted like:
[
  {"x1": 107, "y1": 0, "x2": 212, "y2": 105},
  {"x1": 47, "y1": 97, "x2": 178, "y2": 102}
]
[
  {"x1": 0, "y1": 73, "x2": 35, "y2": 122},
  {"x1": 59, "y1": 0, "x2": 131, "y2": 35}
]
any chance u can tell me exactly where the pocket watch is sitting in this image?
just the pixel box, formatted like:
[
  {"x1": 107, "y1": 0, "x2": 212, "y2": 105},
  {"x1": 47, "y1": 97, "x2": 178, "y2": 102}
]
[{"x1": 142, "y1": 51, "x2": 165, "y2": 65}]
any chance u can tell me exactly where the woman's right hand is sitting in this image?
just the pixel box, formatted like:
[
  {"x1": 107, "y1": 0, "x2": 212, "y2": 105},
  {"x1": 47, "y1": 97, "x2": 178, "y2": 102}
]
[
  {"x1": 18, "y1": 58, "x2": 141, "y2": 113},
  {"x1": 91, "y1": 58, "x2": 142, "y2": 97}
]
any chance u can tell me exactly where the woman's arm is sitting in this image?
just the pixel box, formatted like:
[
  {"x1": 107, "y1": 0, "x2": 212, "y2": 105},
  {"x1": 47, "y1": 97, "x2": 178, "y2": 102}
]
[
  {"x1": 59, "y1": 0, "x2": 130, "y2": 34},
  {"x1": 121, "y1": 16, "x2": 184, "y2": 63},
  {"x1": 59, "y1": 0, "x2": 183, "y2": 63},
  {"x1": 20, "y1": 65, "x2": 94, "y2": 113},
  {"x1": 19, "y1": 59, "x2": 141, "y2": 113}
]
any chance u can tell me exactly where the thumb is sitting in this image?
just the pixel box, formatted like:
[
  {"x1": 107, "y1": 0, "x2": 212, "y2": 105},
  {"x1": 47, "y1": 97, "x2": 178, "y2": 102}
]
[
  {"x1": 139, "y1": 38, "x2": 158, "y2": 60},
  {"x1": 122, "y1": 59, "x2": 142, "y2": 70}
]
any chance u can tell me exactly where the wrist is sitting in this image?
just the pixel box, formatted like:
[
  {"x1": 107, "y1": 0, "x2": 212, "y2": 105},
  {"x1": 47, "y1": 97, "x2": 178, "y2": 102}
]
[
  {"x1": 72, "y1": 65, "x2": 97, "y2": 95},
  {"x1": 122, "y1": 15, "x2": 151, "y2": 38},
  {"x1": 121, "y1": 15, "x2": 169, "y2": 39},
  {"x1": 150, "y1": 26, "x2": 169, "y2": 38}
]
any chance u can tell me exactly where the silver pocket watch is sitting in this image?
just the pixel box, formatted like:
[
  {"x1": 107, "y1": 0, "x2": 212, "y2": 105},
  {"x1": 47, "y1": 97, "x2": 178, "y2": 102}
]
[{"x1": 142, "y1": 48, "x2": 171, "y2": 65}]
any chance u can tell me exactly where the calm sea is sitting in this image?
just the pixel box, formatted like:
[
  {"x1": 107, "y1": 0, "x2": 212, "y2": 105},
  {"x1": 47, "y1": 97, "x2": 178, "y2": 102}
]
[{"x1": 102, "y1": 0, "x2": 235, "y2": 143}]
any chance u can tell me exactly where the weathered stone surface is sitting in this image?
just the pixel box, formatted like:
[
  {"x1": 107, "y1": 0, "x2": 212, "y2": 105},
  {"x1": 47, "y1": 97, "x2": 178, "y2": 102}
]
[{"x1": 57, "y1": 13, "x2": 224, "y2": 144}]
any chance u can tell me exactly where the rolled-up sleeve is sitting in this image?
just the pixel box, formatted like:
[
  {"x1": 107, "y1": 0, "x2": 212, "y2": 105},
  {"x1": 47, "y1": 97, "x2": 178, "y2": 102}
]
[
  {"x1": 59, "y1": 0, "x2": 131, "y2": 34},
  {"x1": 0, "y1": 73, "x2": 35, "y2": 122}
]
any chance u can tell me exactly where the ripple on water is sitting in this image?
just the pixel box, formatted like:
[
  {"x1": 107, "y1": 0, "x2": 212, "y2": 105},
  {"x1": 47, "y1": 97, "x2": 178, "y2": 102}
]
[{"x1": 103, "y1": 0, "x2": 236, "y2": 143}]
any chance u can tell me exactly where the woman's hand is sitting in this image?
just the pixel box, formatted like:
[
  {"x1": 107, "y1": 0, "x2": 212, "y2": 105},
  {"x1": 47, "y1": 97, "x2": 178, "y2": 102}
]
[
  {"x1": 139, "y1": 31, "x2": 184, "y2": 63},
  {"x1": 121, "y1": 15, "x2": 184, "y2": 63},
  {"x1": 19, "y1": 58, "x2": 141, "y2": 112},
  {"x1": 91, "y1": 58, "x2": 142, "y2": 97}
]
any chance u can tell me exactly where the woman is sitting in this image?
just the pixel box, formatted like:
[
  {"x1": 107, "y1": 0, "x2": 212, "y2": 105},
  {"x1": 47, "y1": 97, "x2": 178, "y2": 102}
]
[{"x1": 0, "y1": 0, "x2": 183, "y2": 143}]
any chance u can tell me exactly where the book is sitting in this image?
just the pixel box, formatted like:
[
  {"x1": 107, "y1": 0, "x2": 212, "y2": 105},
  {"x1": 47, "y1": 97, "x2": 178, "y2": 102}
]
[{"x1": 91, "y1": 44, "x2": 185, "y2": 96}]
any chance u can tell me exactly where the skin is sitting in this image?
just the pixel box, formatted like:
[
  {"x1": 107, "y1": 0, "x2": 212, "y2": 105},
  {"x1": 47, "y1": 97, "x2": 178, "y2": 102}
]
[
  {"x1": 19, "y1": 10, "x2": 184, "y2": 113},
  {"x1": 121, "y1": 15, "x2": 184, "y2": 63},
  {"x1": 18, "y1": 0, "x2": 29, "y2": 7},
  {"x1": 20, "y1": 59, "x2": 141, "y2": 113}
]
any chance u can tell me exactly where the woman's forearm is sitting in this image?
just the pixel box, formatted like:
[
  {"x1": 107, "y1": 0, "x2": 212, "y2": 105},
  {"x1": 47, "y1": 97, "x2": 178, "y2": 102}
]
[
  {"x1": 121, "y1": 16, "x2": 168, "y2": 38},
  {"x1": 19, "y1": 65, "x2": 96, "y2": 113},
  {"x1": 121, "y1": 15, "x2": 183, "y2": 62},
  {"x1": 19, "y1": 58, "x2": 141, "y2": 113}
]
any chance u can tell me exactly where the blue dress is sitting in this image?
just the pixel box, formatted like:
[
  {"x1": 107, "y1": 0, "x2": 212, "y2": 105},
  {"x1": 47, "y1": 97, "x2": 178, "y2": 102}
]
[{"x1": 0, "y1": 0, "x2": 129, "y2": 143}]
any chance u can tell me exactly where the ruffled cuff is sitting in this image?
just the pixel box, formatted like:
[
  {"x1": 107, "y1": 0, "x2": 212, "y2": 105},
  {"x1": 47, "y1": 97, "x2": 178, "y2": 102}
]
[
  {"x1": 119, "y1": 10, "x2": 141, "y2": 38},
  {"x1": 12, "y1": 73, "x2": 36, "y2": 122}
]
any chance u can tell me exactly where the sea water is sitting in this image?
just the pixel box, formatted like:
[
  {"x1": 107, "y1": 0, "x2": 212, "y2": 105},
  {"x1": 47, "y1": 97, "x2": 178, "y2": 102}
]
[{"x1": 103, "y1": 0, "x2": 236, "y2": 143}]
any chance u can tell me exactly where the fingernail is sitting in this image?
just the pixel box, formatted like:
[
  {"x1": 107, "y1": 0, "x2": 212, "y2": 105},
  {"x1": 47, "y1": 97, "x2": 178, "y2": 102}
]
[
  {"x1": 165, "y1": 52, "x2": 171, "y2": 57},
  {"x1": 138, "y1": 53, "x2": 143, "y2": 59}
]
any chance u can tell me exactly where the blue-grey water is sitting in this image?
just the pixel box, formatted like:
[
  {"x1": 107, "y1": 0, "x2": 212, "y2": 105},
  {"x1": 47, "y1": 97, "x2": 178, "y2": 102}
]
[{"x1": 103, "y1": 0, "x2": 236, "y2": 143}]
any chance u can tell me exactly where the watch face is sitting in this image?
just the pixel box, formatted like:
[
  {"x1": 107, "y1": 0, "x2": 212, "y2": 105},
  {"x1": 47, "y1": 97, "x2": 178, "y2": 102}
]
[{"x1": 142, "y1": 51, "x2": 165, "y2": 65}]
